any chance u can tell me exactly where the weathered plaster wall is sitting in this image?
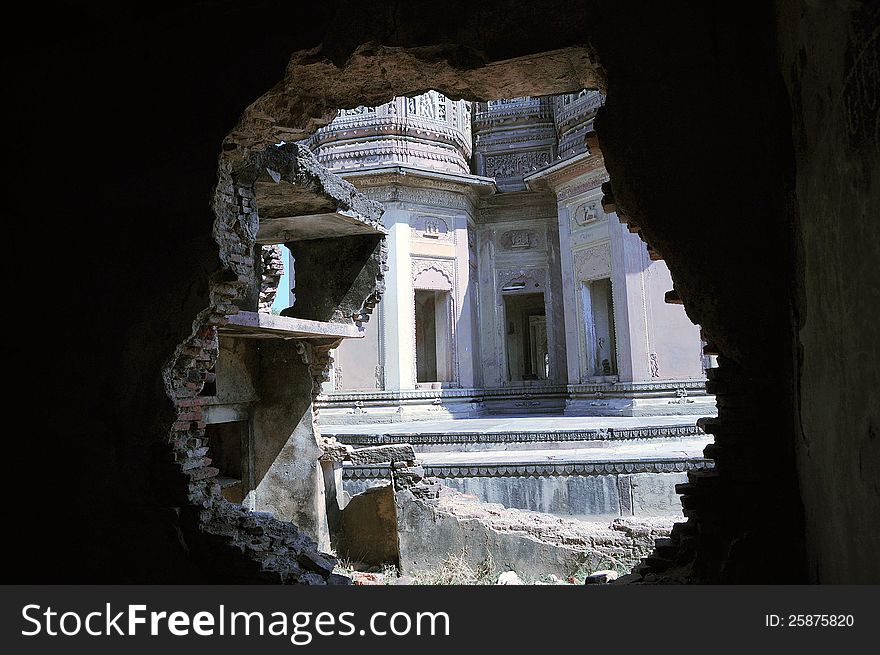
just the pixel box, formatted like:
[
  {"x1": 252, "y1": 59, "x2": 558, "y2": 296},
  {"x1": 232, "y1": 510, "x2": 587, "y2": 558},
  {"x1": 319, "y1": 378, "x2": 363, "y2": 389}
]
[
  {"x1": 215, "y1": 339, "x2": 260, "y2": 405},
  {"x1": 396, "y1": 487, "x2": 672, "y2": 580},
  {"x1": 333, "y1": 316, "x2": 382, "y2": 391},
  {"x1": 250, "y1": 340, "x2": 330, "y2": 550},
  {"x1": 441, "y1": 472, "x2": 687, "y2": 519},
  {"x1": 643, "y1": 261, "x2": 705, "y2": 381},
  {"x1": 777, "y1": 0, "x2": 880, "y2": 583},
  {"x1": 335, "y1": 484, "x2": 400, "y2": 566}
]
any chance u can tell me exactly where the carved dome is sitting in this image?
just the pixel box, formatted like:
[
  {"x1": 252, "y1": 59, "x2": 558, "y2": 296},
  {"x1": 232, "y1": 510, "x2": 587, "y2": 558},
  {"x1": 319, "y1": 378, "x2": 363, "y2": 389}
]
[{"x1": 308, "y1": 91, "x2": 473, "y2": 175}]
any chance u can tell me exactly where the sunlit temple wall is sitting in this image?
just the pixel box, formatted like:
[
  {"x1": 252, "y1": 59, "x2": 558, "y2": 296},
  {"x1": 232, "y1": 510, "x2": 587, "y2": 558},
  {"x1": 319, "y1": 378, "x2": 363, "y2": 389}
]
[{"x1": 311, "y1": 90, "x2": 713, "y2": 422}]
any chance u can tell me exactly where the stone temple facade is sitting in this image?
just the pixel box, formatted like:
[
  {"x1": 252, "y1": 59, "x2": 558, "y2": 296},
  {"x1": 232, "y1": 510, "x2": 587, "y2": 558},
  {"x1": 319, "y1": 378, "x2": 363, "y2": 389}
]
[{"x1": 306, "y1": 91, "x2": 714, "y2": 424}]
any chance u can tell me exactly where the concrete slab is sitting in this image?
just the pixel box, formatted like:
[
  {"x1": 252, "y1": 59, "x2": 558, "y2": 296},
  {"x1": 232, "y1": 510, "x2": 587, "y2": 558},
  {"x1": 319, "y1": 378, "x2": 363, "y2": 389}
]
[{"x1": 411, "y1": 435, "x2": 710, "y2": 467}]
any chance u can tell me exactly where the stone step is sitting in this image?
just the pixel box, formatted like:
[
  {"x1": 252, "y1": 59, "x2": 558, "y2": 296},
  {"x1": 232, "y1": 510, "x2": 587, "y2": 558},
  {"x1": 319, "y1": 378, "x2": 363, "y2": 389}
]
[
  {"x1": 679, "y1": 493, "x2": 721, "y2": 511},
  {"x1": 675, "y1": 482, "x2": 695, "y2": 495},
  {"x1": 671, "y1": 521, "x2": 697, "y2": 539},
  {"x1": 703, "y1": 443, "x2": 765, "y2": 467},
  {"x1": 654, "y1": 537, "x2": 677, "y2": 559},
  {"x1": 688, "y1": 468, "x2": 722, "y2": 480},
  {"x1": 706, "y1": 380, "x2": 755, "y2": 396},
  {"x1": 642, "y1": 555, "x2": 673, "y2": 572}
]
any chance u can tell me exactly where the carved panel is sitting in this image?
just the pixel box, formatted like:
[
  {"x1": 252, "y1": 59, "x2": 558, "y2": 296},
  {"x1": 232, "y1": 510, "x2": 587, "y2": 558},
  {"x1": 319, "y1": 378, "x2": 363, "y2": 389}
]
[
  {"x1": 649, "y1": 352, "x2": 660, "y2": 378},
  {"x1": 499, "y1": 229, "x2": 539, "y2": 251},
  {"x1": 412, "y1": 258, "x2": 454, "y2": 291},
  {"x1": 404, "y1": 91, "x2": 455, "y2": 124},
  {"x1": 497, "y1": 267, "x2": 547, "y2": 291},
  {"x1": 484, "y1": 150, "x2": 551, "y2": 178},
  {"x1": 573, "y1": 242, "x2": 612, "y2": 281},
  {"x1": 410, "y1": 215, "x2": 453, "y2": 242},
  {"x1": 571, "y1": 199, "x2": 601, "y2": 229}
]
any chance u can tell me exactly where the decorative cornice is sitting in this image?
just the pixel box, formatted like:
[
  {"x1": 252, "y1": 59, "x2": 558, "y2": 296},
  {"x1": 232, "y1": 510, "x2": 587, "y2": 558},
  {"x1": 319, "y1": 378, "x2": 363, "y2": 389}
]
[
  {"x1": 331, "y1": 424, "x2": 704, "y2": 447},
  {"x1": 556, "y1": 171, "x2": 610, "y2": 199},
  {"x1": 363, "y1": 186, "x2": 473, "y2": 211},
  {"x1": 344, "y1": 458, "x2": 713, "y2": 480}
]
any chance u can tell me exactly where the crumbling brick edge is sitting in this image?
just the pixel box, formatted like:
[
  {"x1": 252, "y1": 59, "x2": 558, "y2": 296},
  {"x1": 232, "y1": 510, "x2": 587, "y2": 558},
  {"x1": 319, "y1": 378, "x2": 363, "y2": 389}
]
[{"x1": 157, "y1": 145, "x2": 386, "y2": 584}]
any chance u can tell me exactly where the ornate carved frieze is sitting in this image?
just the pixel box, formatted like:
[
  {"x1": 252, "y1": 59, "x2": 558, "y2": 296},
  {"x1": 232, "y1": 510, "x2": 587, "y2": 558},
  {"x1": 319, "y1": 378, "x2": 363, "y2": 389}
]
[
  {"x1": 311, "y1": 90, "x2": 472, "y2": 175},
  {"x1": 317, "y1": 143, "x2": 466, "y2": 170},
  {"x1": 554, "y1": 90, "x2": 603, "y2": 132},
  {"x1": 362, "y1": 186, "x2": 472, "y2": 211},
  {"x1": 573, "y1": 242, "x2": 612, "y2": 280},
  {"x1": 473, "y1": 96, "x2": 554, "y2": 127},
  {"x1": 337, "y1": 105, "x2": 375, "y2": 117},
  {"x1": 484, "y1": 150, "x2": 552, "y2": 179},
  {"x1": 406, "y1": 92, "x2": 437, "y2": 120}
]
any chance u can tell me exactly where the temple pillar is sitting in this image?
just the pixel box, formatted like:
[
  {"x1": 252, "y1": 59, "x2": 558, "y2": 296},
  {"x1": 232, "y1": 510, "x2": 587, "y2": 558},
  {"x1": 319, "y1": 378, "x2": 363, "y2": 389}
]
[
  {"x1": 610, "y1": 217, "x2": 651, "y2": 382},
  {"x1": 454, "y1": 215, "x2": 478, "y2": 388},
  {"x1": 382, "y1": 206, "x2": 416, "y2": 390}
]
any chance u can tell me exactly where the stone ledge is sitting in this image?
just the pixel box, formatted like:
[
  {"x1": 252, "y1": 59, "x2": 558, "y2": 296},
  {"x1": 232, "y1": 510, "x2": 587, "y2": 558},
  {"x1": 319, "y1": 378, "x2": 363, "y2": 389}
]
[{"x1": 220, "y1": 311, "x2": 364, "y2": 340}]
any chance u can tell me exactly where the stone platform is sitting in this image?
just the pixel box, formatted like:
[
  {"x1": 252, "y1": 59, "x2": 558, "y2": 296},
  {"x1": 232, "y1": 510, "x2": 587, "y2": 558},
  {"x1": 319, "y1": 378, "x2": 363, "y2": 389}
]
[
  {"x1": 316, "y1": 381, "x2": 716, "y2": 425},
  {"x1": 324, "y1": 415, "x2": 714, "y2": 521}
]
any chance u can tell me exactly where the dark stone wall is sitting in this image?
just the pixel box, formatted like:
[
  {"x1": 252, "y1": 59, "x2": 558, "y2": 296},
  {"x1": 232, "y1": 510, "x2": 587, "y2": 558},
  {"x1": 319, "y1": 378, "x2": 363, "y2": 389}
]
[
  {"x1": 776, "y1": 0, "x2": 880, "y2": 583},
  {"x1": 6, "y1": 1, "x2": 335, "y2": 583},
  {"x1": 251, "y1": 339, "x2": 327, "y2": 545},
  {"x1": 6, "y1": 0, "x2": 878, "y2": 582}
]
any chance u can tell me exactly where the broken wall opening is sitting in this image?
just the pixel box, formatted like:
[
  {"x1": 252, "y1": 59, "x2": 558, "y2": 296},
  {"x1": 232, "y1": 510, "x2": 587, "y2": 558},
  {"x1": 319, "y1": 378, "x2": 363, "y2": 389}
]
[
  {"x1": 19, "y1": 0, "x2": 873, "y2": 585},
  {"x1": 191, "y1": 28, "x2": 804, "y2": 580}
]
